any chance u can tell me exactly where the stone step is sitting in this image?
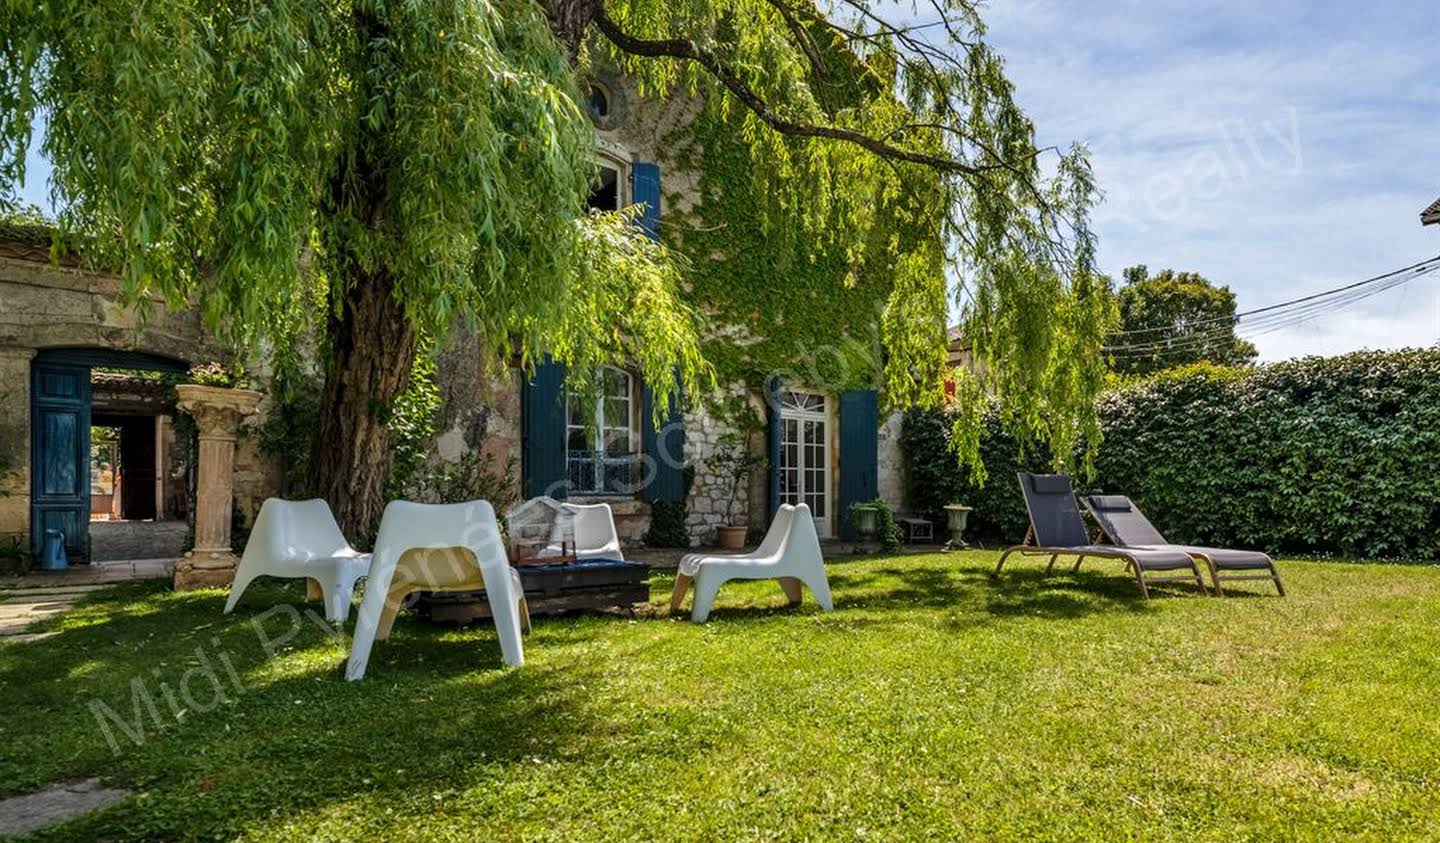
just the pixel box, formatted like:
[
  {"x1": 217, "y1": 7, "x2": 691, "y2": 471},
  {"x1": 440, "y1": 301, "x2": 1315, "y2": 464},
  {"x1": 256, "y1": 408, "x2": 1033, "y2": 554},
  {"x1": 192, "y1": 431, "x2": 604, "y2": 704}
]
[
  {"x1": 0, "y1": 585, "x2": 109, "y2": 599},
  {"x1": 0, "y1": 779, "x2": 131, "y2": 837}
]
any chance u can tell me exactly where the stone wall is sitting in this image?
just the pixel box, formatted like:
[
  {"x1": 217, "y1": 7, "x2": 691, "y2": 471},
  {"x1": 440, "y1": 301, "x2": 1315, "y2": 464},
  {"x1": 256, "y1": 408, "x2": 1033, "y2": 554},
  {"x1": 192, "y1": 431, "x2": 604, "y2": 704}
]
[
  {"x1": 232, "y1": 408, "x2": 283, "y2": 537},
  {"x1": 0, "y1": 249, "x2": 228, "y2": 362},
  {"x1": 0, "y1": 347, "x2": 34, "y2": 547},
  {"x1": 681, "y1": 386, "x2": 764, "y2": 544},
  {"x1": 876, "y1": 411, "x2": 907, "y2": 513},
  {"x1": 432, "y1": 330, "x2": 523, "y2": 473}
]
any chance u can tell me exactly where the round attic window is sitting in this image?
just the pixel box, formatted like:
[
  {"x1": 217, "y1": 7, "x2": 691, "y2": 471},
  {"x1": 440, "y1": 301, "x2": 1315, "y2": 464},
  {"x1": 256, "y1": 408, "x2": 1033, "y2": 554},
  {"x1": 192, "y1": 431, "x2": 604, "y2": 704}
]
[{"x1": 588, "y1": 84, "x2": 612, "y2": 120}]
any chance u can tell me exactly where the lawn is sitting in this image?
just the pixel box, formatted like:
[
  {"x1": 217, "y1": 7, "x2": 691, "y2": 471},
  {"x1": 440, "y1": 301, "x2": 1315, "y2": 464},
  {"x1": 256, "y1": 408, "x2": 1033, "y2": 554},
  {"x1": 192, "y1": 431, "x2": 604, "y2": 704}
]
[{"x1": 3, "y1": 552, "x2": 1440, "y2": 841}]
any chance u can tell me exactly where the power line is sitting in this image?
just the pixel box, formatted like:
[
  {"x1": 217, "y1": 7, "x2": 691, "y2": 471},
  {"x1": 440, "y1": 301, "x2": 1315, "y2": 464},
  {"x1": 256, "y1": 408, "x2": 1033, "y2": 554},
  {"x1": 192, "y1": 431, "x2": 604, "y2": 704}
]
[
  {"x1": 1103, "y1": 256, "x2": 1440, "y2": 355},
  {"x1": 1110, "y1": 255, "x2": 1440, "y2": 338},
  {"x1": 1108, "y1": 269, "x2": 1430, "y2": 357}
]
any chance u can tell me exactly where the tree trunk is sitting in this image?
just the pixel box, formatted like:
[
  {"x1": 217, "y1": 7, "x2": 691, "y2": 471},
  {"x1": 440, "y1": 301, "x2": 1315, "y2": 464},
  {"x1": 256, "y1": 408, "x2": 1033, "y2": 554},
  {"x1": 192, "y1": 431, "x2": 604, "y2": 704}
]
[
  {"x1": 309, "y1": 268, "x2": 417, "y2": 543},
  {"x1": 541, "y1": 0, "x2": 602, "y2": 56}
]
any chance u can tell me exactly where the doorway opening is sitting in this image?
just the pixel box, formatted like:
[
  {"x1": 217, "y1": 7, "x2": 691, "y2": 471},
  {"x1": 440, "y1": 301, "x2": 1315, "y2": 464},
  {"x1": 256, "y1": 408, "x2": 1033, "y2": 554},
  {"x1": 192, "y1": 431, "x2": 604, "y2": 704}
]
[
  {"x1": 30, "y1": 350, "x2": 189, "y2": 565},
  {"x1": 87, "y1": 372, "x2": 187, "y2": 561}
]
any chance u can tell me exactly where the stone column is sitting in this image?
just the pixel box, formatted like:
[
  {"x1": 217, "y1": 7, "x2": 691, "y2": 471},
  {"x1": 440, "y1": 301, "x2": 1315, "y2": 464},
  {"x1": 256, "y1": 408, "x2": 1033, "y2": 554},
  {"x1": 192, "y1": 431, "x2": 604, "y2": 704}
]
[
  {"x1": 173, "y1": 384, "x2": 262, "y2": 590},
  {"x1": 0, "y1": 347, "x2": 37, "y2": 550}
]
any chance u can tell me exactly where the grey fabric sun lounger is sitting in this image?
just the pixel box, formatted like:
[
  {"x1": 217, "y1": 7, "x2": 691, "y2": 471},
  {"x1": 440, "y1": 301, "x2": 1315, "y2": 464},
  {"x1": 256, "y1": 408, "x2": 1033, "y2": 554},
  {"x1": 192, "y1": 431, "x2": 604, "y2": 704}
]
[
  {"x1": 1082, "y1": 495, "x2": 1285, "y2": 597},
  {"x1": 995, "y1": 473, "x2": 1206, "y2": 599}
]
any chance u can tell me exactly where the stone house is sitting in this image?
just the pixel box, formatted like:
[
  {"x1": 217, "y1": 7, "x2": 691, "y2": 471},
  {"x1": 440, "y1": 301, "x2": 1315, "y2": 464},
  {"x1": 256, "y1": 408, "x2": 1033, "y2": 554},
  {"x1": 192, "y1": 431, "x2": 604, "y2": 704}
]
[
  {"x1": 0, "y1": 70, "x2": 919, "y2": 564},
  {"x1": 425, "y1": 71, "x2": 911, "y2": 547}
]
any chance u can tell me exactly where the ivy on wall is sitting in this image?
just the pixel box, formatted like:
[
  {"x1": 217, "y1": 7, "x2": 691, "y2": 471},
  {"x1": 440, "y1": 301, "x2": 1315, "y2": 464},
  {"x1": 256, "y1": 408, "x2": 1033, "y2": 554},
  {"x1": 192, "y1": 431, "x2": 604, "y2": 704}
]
[{"x1": 664, "y1": 91, "x2": 946, "y2": 395}]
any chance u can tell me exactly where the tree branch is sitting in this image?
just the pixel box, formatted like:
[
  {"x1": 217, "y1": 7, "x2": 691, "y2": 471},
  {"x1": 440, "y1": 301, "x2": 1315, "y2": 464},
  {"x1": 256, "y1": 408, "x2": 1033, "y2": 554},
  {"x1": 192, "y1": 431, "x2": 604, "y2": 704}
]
[
  {"x1": 761, "y1": 0, "x2": 830, "y2": 82},
  {"x1": 592, "y1": 7, "x2": 991, "y2": 176}
]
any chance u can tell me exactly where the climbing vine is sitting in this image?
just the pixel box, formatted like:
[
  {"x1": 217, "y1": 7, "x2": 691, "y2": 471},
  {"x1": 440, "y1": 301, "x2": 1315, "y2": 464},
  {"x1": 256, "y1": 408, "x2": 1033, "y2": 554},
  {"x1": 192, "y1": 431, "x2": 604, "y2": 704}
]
[{"x1": 666, "y1": 92, "x2": 945, "y2": 397}]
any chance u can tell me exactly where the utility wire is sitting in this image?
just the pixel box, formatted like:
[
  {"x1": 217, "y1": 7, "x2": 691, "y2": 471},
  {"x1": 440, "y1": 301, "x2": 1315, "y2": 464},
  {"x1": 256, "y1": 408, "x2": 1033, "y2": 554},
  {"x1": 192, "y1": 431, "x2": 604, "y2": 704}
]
[
  {"x1": 1103, "y1": 256, "x2": 1440, "y2": 355},
  {"x1": 1107, "y1": 269, "x2": 1430, "y2": 356},
  {"x1": 1105, "y1": 255, "x2": 1440, "y2": 343}
]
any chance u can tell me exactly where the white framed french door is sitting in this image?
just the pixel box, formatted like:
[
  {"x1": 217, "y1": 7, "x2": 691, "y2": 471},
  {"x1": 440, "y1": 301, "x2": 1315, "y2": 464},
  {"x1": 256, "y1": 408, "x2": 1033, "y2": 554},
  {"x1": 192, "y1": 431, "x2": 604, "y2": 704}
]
[{"x1": 778, "y1": 390, "x2": 831, "y2": 538}]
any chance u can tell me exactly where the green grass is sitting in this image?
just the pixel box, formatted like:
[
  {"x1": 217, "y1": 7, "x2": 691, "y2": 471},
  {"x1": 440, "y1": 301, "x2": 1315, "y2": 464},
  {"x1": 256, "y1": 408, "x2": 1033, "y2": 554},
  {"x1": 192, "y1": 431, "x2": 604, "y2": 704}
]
[{"x1": 3, "y1": 552, "x2": 1440, "y2": 841}]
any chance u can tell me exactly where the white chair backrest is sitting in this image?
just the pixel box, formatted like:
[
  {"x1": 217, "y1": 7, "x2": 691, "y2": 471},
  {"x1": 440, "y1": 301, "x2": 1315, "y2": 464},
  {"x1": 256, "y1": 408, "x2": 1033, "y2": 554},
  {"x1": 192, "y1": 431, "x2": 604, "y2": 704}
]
[
  {"x1": 371, "y1": 499, "x2": 507, "y2": 578},
  {"x1": 753, "y1": 504, "x2": 797, "y2": 558},
  {"x1": 778, "y1": 503, "x2": 818, "y2": 557},
  {"x1": 252, "y1": 498, "x2": 351, "y2": 563},
  {"x1": 562, "y1": 502, "x2": 621, "y2": 557}
]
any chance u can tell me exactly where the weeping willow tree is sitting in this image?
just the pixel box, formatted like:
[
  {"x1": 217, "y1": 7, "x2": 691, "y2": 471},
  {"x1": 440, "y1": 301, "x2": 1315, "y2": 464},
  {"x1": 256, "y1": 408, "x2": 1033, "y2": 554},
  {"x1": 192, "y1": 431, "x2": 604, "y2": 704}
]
[{"x1": 1, "y1": 0, "x2": 1111, "y2": 536}]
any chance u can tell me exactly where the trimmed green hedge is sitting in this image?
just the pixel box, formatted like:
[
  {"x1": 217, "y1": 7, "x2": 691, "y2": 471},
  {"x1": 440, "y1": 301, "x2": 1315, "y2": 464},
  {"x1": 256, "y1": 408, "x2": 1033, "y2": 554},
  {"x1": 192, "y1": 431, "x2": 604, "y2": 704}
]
[{"x1": 903, "y1": 350, "x2": 1440, "y2": 559}]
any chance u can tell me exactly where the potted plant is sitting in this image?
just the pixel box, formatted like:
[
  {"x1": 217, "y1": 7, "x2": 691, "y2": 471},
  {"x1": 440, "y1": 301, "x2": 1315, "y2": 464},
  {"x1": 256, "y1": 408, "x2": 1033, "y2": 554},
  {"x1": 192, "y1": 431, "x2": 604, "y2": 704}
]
[
  {"x1": 850, "y1": 501, "x2": 881, "y2": 549},
  {"x1": 850, "y1": 497, "x2": 902, "y2": 554},
  {"x1": 706, "y1": 430, "x2": 767, "y2": 549}
]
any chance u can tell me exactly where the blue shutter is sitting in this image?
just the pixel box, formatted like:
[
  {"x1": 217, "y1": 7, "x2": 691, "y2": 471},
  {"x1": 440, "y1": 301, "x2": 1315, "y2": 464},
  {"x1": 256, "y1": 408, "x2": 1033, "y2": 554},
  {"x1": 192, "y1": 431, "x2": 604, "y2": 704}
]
[
  {"x1": 765, "y1": 377, "x2": 782, "y2": 518},
  {"x1": 521, "y1": 359, "x2": 568, "y2": 499},
  {"x1": 641, "y1": 373, "x2": 686, "y2": 503},
  {"x1": 631, "y1": 162, "x2": 675, "y2": 502},
  {"x1": 31, "y1": 362, "x2": 92, "y2": 560},
  {"x1": 837, "y1": 389, "x2": 879, "y2": 540},
  {"x1": 631, "y1": 162, "x2": 661, "y2": 242}
]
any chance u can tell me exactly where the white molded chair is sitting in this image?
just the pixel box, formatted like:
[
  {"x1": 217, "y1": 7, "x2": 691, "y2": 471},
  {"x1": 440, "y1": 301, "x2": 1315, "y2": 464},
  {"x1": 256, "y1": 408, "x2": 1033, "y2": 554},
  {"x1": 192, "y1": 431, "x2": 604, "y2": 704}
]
[
  {"x1": 670, "y1": 503, "x2": 834, "y2": 622},
  {"x1": 555, "y1": 502, "x2": 623, "y2": 559},
  {"x1": 346, "y1": 500, "x2": 526, "y2": 680},
  {"x1": 225, "y1": 498, "x2": 371, "y2": 623}
]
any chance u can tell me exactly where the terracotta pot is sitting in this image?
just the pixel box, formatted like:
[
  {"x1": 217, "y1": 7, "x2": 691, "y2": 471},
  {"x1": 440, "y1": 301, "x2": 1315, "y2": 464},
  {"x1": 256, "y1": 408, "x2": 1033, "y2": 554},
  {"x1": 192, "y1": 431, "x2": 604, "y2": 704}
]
[{"x1": 716, "y1": 525, "x2": 747, "y2": 550}]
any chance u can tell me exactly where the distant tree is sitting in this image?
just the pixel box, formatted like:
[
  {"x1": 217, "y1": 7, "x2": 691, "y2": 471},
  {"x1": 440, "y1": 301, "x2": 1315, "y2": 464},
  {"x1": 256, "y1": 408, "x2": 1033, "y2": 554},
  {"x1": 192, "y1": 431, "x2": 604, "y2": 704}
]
[{"x1": 1108, "y1": 266, "x2": 1258, "y2": 375}]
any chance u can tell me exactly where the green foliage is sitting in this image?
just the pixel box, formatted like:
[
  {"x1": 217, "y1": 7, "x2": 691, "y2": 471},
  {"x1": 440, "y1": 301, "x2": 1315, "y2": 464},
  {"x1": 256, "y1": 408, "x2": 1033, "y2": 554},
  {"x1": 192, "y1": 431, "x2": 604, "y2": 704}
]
[
  {"x1": 1108, "y1": 266, "x2": 1258, "y2": 375},
  {"x1": 6, "y1": 0, "x2": 1108, "y2": 494},
  {"x1": 384, "y1": 349, "x2": 443, "y2": 501},
  {"x1": 0, "y1": 534, "x2": 28, "y2": 573},
  {"x1": 184, "y1": 361, "x2": 248, "y2": 389},
  {"x1": 604, "y1": 2, "x2": 1108, "y2": 474},
  {"x1": 905, "y1": 350, "x2": 1440, "y2": 558},
  {"x1": 0, "y1": 201, "x2": 46, "y2": 225},
  {"x1": 642, "y1": 500, "x2": 690, "y2": 548},
  {"x1": 668, "y1": 93, "x2": 942, "y2": 393},
  {"x1": 851, "y1": 497, "x2": 902, "y2": 553},
  {"x1": 1096, "y1": 352, "x2": 1440, "y2": 559},
  {"x1": 3, "y1": 0, "x2": 709, "y2": 415},
  {"x1": 902, "y1": 407, "x2": 1056, "y2": 545},
  {"x1": 407, "y1": 450, "x2": 518, "y2": 510},
  {"x1": 256, "y1": 368, "x2": 322, "y2": 497}
]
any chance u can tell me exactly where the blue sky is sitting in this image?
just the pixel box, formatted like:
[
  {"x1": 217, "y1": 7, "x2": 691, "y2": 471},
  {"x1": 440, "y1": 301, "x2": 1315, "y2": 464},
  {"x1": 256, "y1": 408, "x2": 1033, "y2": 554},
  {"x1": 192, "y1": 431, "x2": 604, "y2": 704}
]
[
  {"x1": 977, "y1": 0, "x2": 1440, "y2": 359},
  {"x1": 11, "y1": 1, "x2": 1440, "y2": 360}
]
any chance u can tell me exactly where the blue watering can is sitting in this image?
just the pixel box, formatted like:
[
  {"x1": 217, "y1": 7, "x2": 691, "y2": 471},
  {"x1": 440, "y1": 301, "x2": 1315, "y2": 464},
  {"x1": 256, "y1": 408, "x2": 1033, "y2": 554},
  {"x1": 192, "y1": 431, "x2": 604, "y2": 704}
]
[{"x1": 39, "y1": 529, "x2": 69, "y2": 571}]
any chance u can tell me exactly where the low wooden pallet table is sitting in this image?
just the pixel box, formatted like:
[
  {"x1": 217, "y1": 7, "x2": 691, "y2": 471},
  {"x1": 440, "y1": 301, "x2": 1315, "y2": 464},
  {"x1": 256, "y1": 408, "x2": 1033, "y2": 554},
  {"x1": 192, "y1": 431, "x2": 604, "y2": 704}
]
[{"x1": 416, "y1": 558, "x2": 651, "y2": 623}]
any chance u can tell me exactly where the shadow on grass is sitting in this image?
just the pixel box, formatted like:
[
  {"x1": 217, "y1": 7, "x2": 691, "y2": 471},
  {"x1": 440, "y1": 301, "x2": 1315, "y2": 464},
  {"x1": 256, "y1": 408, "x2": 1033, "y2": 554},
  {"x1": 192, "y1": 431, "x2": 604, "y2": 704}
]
[
  {"x1": 646, "y1": 555, "x2": 1184, "y2": 630},
  {"x1": 0, "y1": 580, "x2": 619, "y2": 841}
]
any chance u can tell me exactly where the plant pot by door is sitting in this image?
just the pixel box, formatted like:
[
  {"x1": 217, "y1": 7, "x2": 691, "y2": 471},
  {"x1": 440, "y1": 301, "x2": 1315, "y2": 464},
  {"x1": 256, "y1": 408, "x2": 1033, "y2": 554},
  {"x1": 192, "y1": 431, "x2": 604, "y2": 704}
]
[{"x1": 716, "y1": 525, "x2": 747, "y2": 550}]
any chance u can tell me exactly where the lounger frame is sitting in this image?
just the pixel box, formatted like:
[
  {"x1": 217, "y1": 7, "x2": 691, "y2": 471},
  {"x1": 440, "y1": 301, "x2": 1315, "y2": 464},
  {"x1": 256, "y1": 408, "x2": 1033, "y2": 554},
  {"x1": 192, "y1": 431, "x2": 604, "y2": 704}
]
[{"x1": 995, "y1": 474, "x2": 1206, "y2": 599}]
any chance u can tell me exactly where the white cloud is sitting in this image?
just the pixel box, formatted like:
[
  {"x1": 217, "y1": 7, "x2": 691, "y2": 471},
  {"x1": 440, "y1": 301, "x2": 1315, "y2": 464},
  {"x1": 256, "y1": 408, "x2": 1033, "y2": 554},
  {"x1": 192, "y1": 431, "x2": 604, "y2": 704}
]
[{"x1": 977, "y1": 0, "x2": 1440, "y2": 360}]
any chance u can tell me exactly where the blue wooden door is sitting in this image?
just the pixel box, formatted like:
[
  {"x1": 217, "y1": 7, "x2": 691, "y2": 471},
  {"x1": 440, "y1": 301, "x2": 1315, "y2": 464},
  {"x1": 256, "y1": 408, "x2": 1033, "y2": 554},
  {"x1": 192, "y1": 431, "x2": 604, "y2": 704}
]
[{"x1": 31, "y1": 362, "x2": 91, "y2": 561}]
